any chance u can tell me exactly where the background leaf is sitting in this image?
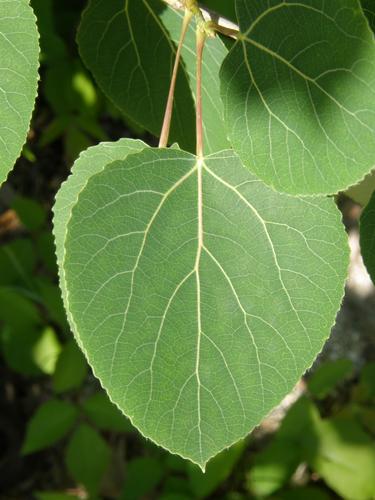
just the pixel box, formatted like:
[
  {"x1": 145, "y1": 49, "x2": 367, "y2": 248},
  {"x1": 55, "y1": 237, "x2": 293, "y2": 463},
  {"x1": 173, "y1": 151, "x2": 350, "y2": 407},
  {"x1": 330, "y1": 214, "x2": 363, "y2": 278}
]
[
  {"x1": 77, "y1": 0, "x2": 195, "y2": 150},
  {"x1": 307, "y1": 359, "x2": 354, "y2": 399},
  {"x1": 22, "y1": 399, "x2": 78, "y2": 454},
  {"x1": 53, "y1": 340, "x2": 88, "y2": 393},
  {"x1": 62, "y1": 147, "x2": 348, "y2": 468},
  {"x1": 0, "y1": 0, "x2": 39, "y2": 184},
  {"x1": 65, "y1": 424, "x2": 111, "y2": 496},
  {"x1": 221, "y1": 0, "x2": 375, "y2": 195},
  {"x1": 359, "y1": 191, "x2": 375, "y2": 283}
]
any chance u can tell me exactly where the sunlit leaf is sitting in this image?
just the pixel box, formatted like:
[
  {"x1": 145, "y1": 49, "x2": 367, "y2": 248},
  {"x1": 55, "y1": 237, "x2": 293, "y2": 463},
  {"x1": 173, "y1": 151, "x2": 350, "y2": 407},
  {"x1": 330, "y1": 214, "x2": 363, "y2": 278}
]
[
  {"x1": 221, "y1": 0, "x2": 375, "y2": 195},
  {"x1": 61, "y1": 147, "x2": 348, "y2": 468}
]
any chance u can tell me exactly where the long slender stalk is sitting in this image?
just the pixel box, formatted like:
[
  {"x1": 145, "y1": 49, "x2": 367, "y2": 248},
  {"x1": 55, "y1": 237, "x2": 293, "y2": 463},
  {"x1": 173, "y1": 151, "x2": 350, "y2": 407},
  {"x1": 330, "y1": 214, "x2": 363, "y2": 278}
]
[
  {"x1": 158, "y1": 9, "x2": 193, "y2": 148},
  {"x1": 195, "y1": 27, "x2": 207, "y2": 158}
]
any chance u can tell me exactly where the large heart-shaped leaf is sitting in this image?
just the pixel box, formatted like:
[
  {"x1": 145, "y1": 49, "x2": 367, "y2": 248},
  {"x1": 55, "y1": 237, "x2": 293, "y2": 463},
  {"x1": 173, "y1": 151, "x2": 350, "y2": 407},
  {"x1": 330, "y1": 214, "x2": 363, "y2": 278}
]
[
  {"x1": 60, "y1": 147, "x2": 348, "y2": 469},
  {"x1": 0, "y1": 0, "x2": 39, "y2": 184},
  {"x1": 53, "y1": 138, "x2": 147, "y2": 341},
  {"x1": 221, "y1": 0, "x2": 375, "y2": 196},
  {"x1": 77, "y1": 0, "x2": 229, "y2": 153}
]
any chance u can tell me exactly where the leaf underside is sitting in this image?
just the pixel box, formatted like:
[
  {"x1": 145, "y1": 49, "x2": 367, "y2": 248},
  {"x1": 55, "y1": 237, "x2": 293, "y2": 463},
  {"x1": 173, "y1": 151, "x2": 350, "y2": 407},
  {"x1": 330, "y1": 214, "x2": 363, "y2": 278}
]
[
  {"x1": 221, "y1": 0, "x2": 375, "y2": 196},
  {"x1": 0, "y1": 0, "x2": 39, "y2": 185},
  {"x1": 61, "y1": 147, "x2": 348, "y2": 468}
]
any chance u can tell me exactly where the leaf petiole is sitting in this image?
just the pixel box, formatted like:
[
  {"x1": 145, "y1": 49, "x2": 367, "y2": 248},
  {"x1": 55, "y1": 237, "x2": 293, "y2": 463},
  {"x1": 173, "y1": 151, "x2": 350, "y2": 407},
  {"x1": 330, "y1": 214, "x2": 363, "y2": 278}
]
[{"x1": 158, "y1": 8, "x2": 194, "y2": 148}]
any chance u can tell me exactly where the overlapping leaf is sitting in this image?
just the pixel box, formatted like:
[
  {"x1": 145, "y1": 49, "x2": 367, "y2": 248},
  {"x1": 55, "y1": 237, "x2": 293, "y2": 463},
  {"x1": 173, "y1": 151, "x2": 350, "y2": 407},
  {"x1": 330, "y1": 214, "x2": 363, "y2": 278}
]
[
  {"x1": 60, "y1": 147, "x2": 348, "y2": 468},
  {"x1": 221, "y1": 0, "x2": 375, "y2": 195},
  {"x1": 360, "y1": 191, "x2": 375, "y2": 283},
  {"x1": 0, "y1": 0, "x2": 39, "y2": 184},
  {"x1": 53, "y1": 138, "x2": 147, "y2": 345},
  {"x1": 77, "y1": 0, "x2": 229, "y2": 153}
]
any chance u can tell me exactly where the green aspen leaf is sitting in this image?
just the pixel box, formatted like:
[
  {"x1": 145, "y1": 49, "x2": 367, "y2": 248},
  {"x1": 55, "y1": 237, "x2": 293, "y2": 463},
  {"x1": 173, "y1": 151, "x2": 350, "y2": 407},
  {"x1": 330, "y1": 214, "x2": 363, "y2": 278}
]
[
  {"x1": 22, "y1": 399, "x2": 78, "y2": 454},
  {"x1": 158, "y1": 8, "x2": 230, "y2": 154},
  {"x1": 360, "y1": 191, "x2": 375, "y2": 283},
  {"x1": 53, "y1": 138, "x2": 147, "y2": 342},
  {"x1": 221, "y1": 0, "x2": 375, "y2": 196},
  {"x1": 61, "y1": 147, "x2": 348, "y2": 469},
  {"x1": 0, "y1": 0, "x2": 39, "y2": 185},
  {"x1": 77, "y1": 0, "x2": 195, "y2": 151}
]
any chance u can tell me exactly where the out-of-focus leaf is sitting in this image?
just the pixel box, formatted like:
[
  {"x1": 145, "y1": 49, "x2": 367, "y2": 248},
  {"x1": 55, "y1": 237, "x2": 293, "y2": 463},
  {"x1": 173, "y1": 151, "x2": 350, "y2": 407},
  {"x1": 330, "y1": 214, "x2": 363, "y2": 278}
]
[
  {"x1": 36, "y1": 280, "x2": 69, "y2": 331},
  {"x1": 357, "y1": 362, "x2": 375, "y2": 402},
  {"x1": 82, "y1": 391, "x2": 133, "y2": 433},
  {"x1": 121, "y1": 457, "x2": 164, "y2": 500},
  {"x1": 307, "y1": 360, "x2": 354, "y2": 399},
  {"x1": 246, "y1": 440, "x2": 300, "y2": 497},
  {"x1": 12, "y1": 196, "x2": 46, "y2": 232},
  {"x1": 65, "y1": 424, "x2": 111, "y2": 496},
  {"x1": 53, "y1": 340, "x2": 87, "y2": 393},
  {"x1": 2, "y1": 325, "x2": 42, "y2": 376},
  {"x1": 0, "y1": 288, "x2": 40, "y2": 329},
  {"x1": 36, "y1": 232, "x2": 59, "y2": 274},
  {"x1": 22, "y1": 400, "x2": 78, "y2": 454},
  {"x1": 33, "y1": 326, "x2": 62, "y2": 375},
  {"x1": 360, "y1": 191, "x2": 375, "y2": 283},
  {"x1": 188, "y1": 441, "x2": 245, "y2": 498},
  {"x1": 0, "y1": 239, "x2": 36, "y2": 287},
  {"x1": 305, "y1": 416, "x2": 375, "y2": 500},
  {"x1": 272, "y1": 486, "x2": 331, "y2": 500},
  {"x1": 35, "y1": 493, "x2": 79, "y2": 500}
]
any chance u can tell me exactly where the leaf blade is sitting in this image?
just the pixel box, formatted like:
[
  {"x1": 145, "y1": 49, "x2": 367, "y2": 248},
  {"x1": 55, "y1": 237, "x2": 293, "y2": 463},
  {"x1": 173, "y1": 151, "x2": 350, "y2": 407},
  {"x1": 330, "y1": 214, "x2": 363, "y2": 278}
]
[
  {"x1": 221, "y1": 0, "x2": 375, "y2": 195},
  {"x1": 0, "y1": 0, "x2": 39, "y2": 184},
  {"x1": 62, "y1": 148, "x2": 348, "y2": 468}
]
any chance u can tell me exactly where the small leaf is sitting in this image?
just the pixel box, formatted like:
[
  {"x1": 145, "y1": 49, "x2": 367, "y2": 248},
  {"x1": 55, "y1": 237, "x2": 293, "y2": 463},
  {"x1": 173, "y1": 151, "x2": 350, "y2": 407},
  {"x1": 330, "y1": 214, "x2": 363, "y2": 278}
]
[
  {"x1": 0, "y1": 0, "x2": 39, "y2": 185},
  {"x1": 61, "y1": 147, "x2": 348, "y2": 468},
  {"x1": 246, "y1": 440, "x2": 300, "y2": 496},
  {"x1": 188, "y1": 441, "x2": 245, "y2": 498},
  {"x1": 65, "y1": 424, "x2": 111, "y2": 496},
  {"x1": 221, "y1": 0, "x2": 375, "y2": 195},
  {"x1": 82, "y1": 391, "x2": 133, "y2": 433},
  {"x1": 306, "y1": 415, "x2": 375, "y2": 500},
  {"x1": 360, "y1": 191, "x2": 375, "y2": 283},
  {"x1": 121, "y1": 457, "x2": 164, "y2": 500},
  {"x1": 307, "y1": 359, "x2": 354, "y2": 399},
  {"x1": 22, "y1": 399, "x2": 78, "y2": 454},
  {"x1": 32, "y1": 326, "x2": 62, "y2": 375},
  {"x1": 77, "y1": 0, "x2": 195, "y2": 150},
  {"x1": 12, "y1": 196, "x2": 46, "y2": 231},
  {"x1": 53, "y1": 340, "x2": 88, "y2": 393}
]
